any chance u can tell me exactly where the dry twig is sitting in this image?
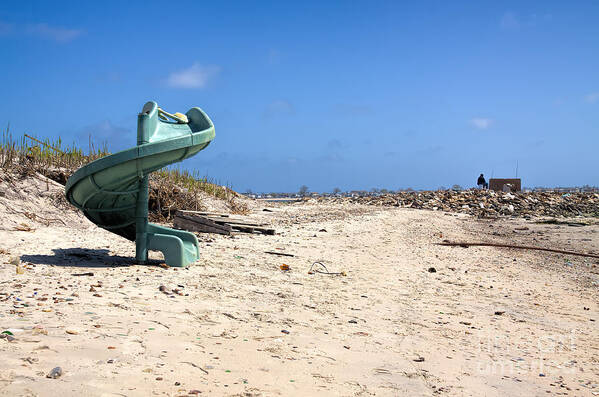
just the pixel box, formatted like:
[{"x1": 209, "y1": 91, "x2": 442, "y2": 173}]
[{"x1": 437, "y1": 241, "x2": 599, "y2": 259}]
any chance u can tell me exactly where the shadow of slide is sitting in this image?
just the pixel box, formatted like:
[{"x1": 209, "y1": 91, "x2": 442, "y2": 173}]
[{"x1": 21, "y1": 248, "x2": 162, "y2": 268}]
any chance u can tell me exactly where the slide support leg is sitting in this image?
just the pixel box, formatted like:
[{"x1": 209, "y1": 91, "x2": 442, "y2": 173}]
[{"x1": 135, "y1": 174, "x2": 149, "y2": 264}]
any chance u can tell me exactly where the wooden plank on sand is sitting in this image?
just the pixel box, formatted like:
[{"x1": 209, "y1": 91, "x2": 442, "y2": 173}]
[
  {"x1": 177, "y1": 210, "x2": 230, "y2": 218},
  {"x1": 174, "y1": 213, "x2": 232, "y2": 235},
  {"x1": 174, "y1": 211, "x2": 275, "y2": 235},
  {"x1": 232, "y1": 225, "x2": 276, "y2": 235},
  {"x1": 206, "y1": 217, "x2": 267, "y2": 227}
]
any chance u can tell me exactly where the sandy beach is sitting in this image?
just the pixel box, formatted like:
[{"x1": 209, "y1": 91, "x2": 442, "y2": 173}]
[
  {"x1": 0, "y1": 173, "x2": 598, "y2": 396},
  {"x1": 3, "y1": 1, "x2": 599, "y2": 395}
]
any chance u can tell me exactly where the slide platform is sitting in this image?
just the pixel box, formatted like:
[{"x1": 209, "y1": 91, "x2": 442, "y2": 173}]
[{"x1": 65, "y1": 101, "x2": 215, "y2": 267}]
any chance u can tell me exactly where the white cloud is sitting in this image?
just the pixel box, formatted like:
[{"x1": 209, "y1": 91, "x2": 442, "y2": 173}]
[
  {"x1": 166, "y1": 63, "x2": 220, "y2": 89},
  {"x1": 585, "y1": 92, "x2": 599, "y2": 103},
  {"x1": 470, "y1": 118, "x2": 493, "y2": 130},
  {"x1": 26, "y1": 23, "x2": 82, "y2": 42},
  {"x1": 500, "y1": 12, "x2": 520, "y2": 31}
]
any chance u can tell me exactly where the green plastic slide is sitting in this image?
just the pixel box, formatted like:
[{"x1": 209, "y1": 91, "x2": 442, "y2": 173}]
[{"x1": 65, "y1": 101, "x2": 215, "y2": 267}]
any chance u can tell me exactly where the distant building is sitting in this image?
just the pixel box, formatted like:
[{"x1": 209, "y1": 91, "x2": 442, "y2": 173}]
[{"x1": 489, "y1": 178, "x2": 521, "y2": 192}]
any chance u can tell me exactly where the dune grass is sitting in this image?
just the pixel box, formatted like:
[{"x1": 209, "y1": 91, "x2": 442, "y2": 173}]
[
  {"x1": 1, "y1": 126, "x2": 110, "y2": 171},
  {"x1": 0, "y1": 124, "x2": 247, "y2": 217},
  {"x1": 151, "y1": 166, "x2": 247, "y2": 219}
]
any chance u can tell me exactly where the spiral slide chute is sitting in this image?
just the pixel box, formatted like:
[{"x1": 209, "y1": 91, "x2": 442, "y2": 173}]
[{"x1": 65, "y1": 101, "x2": 215, "y2": 267}]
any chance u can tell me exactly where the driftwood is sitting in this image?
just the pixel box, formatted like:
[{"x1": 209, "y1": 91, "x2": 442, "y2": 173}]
[
  {"x1": 174, "y1": 211, "x2": 275, "y2": 235},
  {"x1": 229, "y1": 224, "x2": 275, "y2": 235},
  {"x1": 174, "y1": 213, "x2": 232, "y2": 235},
  {"x1": 178, "y1": 210, "x2": 230, "y2": 218},
  {"x1": 179, "y1": 210, "x2": 267, "y2": 227},
  {"x1": 205, "y1": 217, "x2": 266, "y2": 227},
  {"x1": 265, "y1": 251, "x2": 295, "y2": 257},
  {"x1": 436, "y1": 241, "x2": 599, "y2": 259}
]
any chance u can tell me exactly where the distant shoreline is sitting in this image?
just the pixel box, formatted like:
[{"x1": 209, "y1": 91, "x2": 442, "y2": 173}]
[{"x1": 256, "y1": 197, "x2": 303, "y2": 202}]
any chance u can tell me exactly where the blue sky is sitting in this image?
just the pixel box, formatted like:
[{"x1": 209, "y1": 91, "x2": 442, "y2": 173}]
[{"x1": 1, "y1": 1, "x2": 598, "y2": 192}]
